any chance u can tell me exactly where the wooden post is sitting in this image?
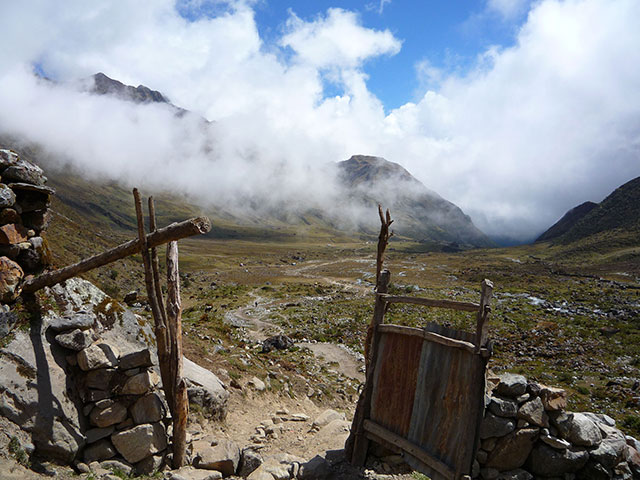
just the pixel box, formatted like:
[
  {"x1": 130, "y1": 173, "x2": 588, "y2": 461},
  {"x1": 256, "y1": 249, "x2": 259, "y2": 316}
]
[
  {"x1": 166, "y1": 241, "x2": 188, "y2": 468},
  {"x1": 376, "y1": 205, "x2": 393, "y2": 285},
  {"x1": 148, "y1": 196, "x2": 167, "y2": 325},
  {"x1": 474, "y1": 279, "x2": 494, "y2": 352},
  {"x1": 22, "y1": 216, "x2": 211, "y2": 294},
  {"x1": 133, "y1": 188, "x2": 173, "y2": 413},
  {"x1": 347, "y1": 270, "x2": 391, "y2": 466}
]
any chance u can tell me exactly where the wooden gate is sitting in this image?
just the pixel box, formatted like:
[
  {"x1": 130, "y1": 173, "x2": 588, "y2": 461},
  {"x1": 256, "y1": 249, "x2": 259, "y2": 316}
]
[{"x1": 347, "y1": 271, "x2": 493, "y2": 480}]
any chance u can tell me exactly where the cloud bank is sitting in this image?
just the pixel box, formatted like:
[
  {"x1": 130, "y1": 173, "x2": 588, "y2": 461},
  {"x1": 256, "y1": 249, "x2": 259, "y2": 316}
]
[{"x1": 0, "y1": 0, "x2": 639, "y2": 241}]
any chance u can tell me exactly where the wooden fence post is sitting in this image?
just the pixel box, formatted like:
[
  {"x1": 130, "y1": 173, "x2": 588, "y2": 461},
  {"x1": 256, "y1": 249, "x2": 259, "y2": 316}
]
[{"x1": 474, "y1": 279, "x2": 494, "y2": 352}]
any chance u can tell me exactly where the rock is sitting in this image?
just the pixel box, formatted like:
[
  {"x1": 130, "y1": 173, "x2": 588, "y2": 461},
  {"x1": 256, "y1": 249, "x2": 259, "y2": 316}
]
[
  {"x1": 312, "y1": 409, "x2": 346, "y2": 430},
  {"x1": 494, "y1": 374, "x2": 528, "y2": 398},
  {"x1": 135, "y1": 454, "x2": 164, "y2": 475},
  {"x1": 55, "y1": 328, "x2": 96, "y2": 351},
  {"x1": 583, "y1": 412, "x2": 616, "y2": 427},
  {"x1": 540, "y1": 433, "x2": 571, "y2": 449},
  {"x1": 22, "y1": 209, "x2": 51, "y2": 232},
  {"x1": 83, "y1": 439, "x2": 117, "y2": 463},
  {"x1": 78, "y1": 342, "x2": 120, "y2": 370},
  {"x1": 0, "y1": 224, "x2": 28, "y2": 245},
  {"x1": 0, "y1": 307, "x2": 17, "y2": 338},
  {"x1": 589, "y1": 424, "x2": 627, "y2": 468},
  {"x1": 239, "y1": 448, "x2": 264, "y2": 477},
  {"x1": 553, "y1": 412, "x2": 602, "y2": 447},
  {"x1": 289, "y1": 413, "x2": 310, "y2": 422},
  {"x1": 538, "y1": 384, "x2": 567, "y2": 411},
  {"x1": 0, "y1": 256, "x2": 23, "y2": 302},
  {"x1": 0, "y1": 149, "x2": 19, "y2": 168},
  {"x1": 111, "y1": 422, "x2": 167, "y2": 464},
  {"x1": 249, "y1": 376, "x2": 266, "y2": 391},
  {"x1": 169, "y1": 466, "x2": 223, "y2": 479},
  {"x1": 131, "y1": 392, "x2": 165, "y2": 424},
  {"x1": 488, "y1": 396, "x2": 518, "y2": 418},
  {"x1": 0, "y1": 208, "x2": 20, "y2": 225},
  {"x1": 119, "y1": 348, "x2": 153, "y2": 369},
  {"x1": 121, "y1": 370, "x2": 158, "y2": 395},
  {"x1": 84, "y1": 368, "x2": 116, "y2": 390},
  {"x1": 123, "y1": 291, "x2": 138, "y2": 305},
  {"x1": 486, "y1": 428, "x2": 538, "y2": 470},
  {"x1": 90, "y1": 402, "x2": 128, "y2": 428},
  {"x1": 101, "y1": 459, "x2": 134, "y2": 476},
  {"x1": 299, "y1": 455, "x2": 331, "y2": 479},
  {"x1": 247, "y1": 454, "x2": 303, "y2": 480},
  {"x1": 527, "y1": 443, "x2": 588, "y2": 476},
  {"x1": 480, "y1": 467, "x2": 499, "y2": 479},
  {"x1": 85, "y1": 426, "x2": 115, "y2": 444},
  {"x1": 480, "y1": 412, "x2": 515, "y2": 439},
  {"x1": 496, "y1": 469, "x2": 533, "y2": 480},
  {"x1": 194, "y1": 439, "x2": 240, "y2": 476},
  {"x1": 0, "y1": 184, "x2": 16, "y2": 208},
  {"x1": 3, "y1": 163, "x2": 46, "y2": 186},
  {"x1": 31, "y1": 417, "x2": 85, "y2": 464},
  {"x1": 7, "y1": 182, "x2": 55, "y2": 196},
  {"x1": 47, "y1": 312, "x2": 95, "y2": 332},
  {"x1": 517, "y1": 397, "x2": 548, "y2": 427},
  {"x1": 261, "y1": 334, "x2": 294, "y2": 353},
  {"x1": 184, "y1": 357, "x2": 229, "y2": 420},
  {"x1": 0, "y1": 244, "x2": 20, "y2": 259},
  {"x1": 17, "y1": 247, "x2": 43, "y2": 273}
]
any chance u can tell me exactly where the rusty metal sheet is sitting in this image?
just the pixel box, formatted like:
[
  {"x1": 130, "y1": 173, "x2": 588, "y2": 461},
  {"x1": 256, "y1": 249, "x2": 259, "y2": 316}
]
[{"x1": 370, "y1": 332, "x2": 423, "y2": 437}]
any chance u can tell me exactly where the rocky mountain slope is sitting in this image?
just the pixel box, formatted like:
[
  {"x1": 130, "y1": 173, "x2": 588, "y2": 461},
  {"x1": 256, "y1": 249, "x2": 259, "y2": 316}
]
[{"x1": 536, "y1": 201, "x2": 598, "y2": 242}]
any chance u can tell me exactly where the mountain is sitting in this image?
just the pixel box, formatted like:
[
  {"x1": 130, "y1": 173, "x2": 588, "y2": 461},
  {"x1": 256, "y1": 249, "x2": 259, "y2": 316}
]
[
  {"x1": 336, "y1": 155, "x2": 493, "y2": 249},
  {"x1": 535, "y1": 201, "x2": 598, "y2": 242},
  {"x1": 558, "y1": 176, "x2": 640, "y2": 244},
  {"x1": 90, "y1": 72, "x2": 169, "y2": 104}
]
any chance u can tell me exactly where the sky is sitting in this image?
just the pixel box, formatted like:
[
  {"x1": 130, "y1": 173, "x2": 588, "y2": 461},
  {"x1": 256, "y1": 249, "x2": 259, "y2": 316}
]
[{"x1": 0, "y1": 0, "x2": 639, "y2": 242}]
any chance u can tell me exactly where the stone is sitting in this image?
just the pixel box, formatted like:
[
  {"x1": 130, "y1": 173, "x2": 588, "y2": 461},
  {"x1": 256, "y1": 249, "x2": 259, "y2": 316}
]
[
  {"x1": 119, "y1": 348, "x2": 153, "y2": 369},
  {"x1": 289, "y1": 413, "x2": 310, "y2": 422},
  {"x1": 30, "y1": 417, "x2": 85, "y2": 464},
  {"x1": 0, "y1": 149, "x2": 19, "y2": 168},
  {"x1": 0, "y1": 208, "x2": 20, "y2": 225},
  {"x1": 0, "y1": 224, "x2": 28, "y2": 245},
  {"x1": 583, "y1": 412, "x2": 616, "y2": 427},
  {"x1": 121, "y1": 370, "x2": 158, "y2": 395},
  {"x1": 589, "y1": 425, "x2": 627, "y2": 468},
  {"x1": 249, "y1": 376, "x2": 266, "y2": 391},
  {"x1": 527, "y1": 443, "x2": 588, "y2": 476},
  {"x1": 494, "y1": 373, "x2": 529, "y2": 398},
  {"x1": 0, "y1": 244, "x2": 20, "y2": 259},
  {"x1": 7, "y1": 182, "x2": 54, "y2": 196},
  {"x1": 553, "y1": 412, "x2": 602, "y2": 447},
  {"x1": 169, "y1": 466, "x2": 223, "y2": 479},
  {"x1": 135, "y1": 454, "x2": 164, "y2": 475},
  {"x1": 111, "y1": 422, "x2": 168, "y2": 464},
  {"x1": 184, "y1": 357, "x2": 229, "y2": 420},
  {"x1": 101, "y1": 459, "x2": 134, "y2": 476},
  {"x1": 21, "y1": 209, "x2": 51, "y2": 232},
  {"x1": 247, "y1": 454, "x2": 304, "y2": 480},
  {"x1": 55, "y1": 328, "x2": 96, "y2": 351},
  {"x1": 476, "y1": 449, "x2": 488, "y2": 464},
  {"x1": 131, "y1": 392, "x2": 165, "y2": 424},
  {"x1": 0, "y1": 184, "x2": 16, "y2": 208},
  {"x1": 95, "y1": 398, "x2": 115, "y2": 409},
  {"x1": 496, "y1": 469, "x2": 533, "y2": 480},
  {"x1": 78, "y1": 342, "x2": 120, "y2": 371},
  {"x1": 194, "y1": 439, "x2": 241, "y2": 476},
  {"x1": 83, "y1": 439, "x2": 117, "y2": 463},
  {"x1": 0, "y1": 307, "x2": 17, "y2": 338},
  {"x1": 480, "y1": 467, "x2": 499, "y2": 479},
  {"x1": 540, "y1": 433, "x2": 571, "y2": 449},
  {"x1": 0, "y1": 256, "x2": 23, "y2": 302},
  {"x1": 312, "y1": 409, "x2": 346, "y2": 430},
  {"x1": 488, "y1": 396, "x2": 518, "y2": 418},
  {"x1": 90, "y1": 402, "x2": 128, "y2": 428},
  {"x1": 84, "y1": 368, "x2": 116, "y2": 389},
  {"x1": 239, "y1": 448, "x2": 264, "y2": 477},
  {"x1": 85, "y1": 426, "x2": 115, "y2": 444},
  {"x1": 486, "y1": 428, "x2": 538, "y2": 470},
  {"x1": 47, "y1": 312, "x2": 96, "y2": 332},
  {"x1": 3, "y1": 163, "x2": 46, "y2": 186},
  {"x1": 18, "y1": 248, "x2": 43, "y2": 273},
  {"x1": 261, "y1": 334, "x2": 294, "y2": 353},
  {"x1": 517, "y1": 397, "x2": 548, "y2": 427},
  {"x1": 299, "y1": 455, "x2": 331, "y2": 479},
  {"x1": 538, "y1": 384, "x2": 567, "y2": 411},
  {"x1": 123, "y1": 290, "x2": 138, "y2": 305},
  {"x1": 85, "y1": 389, "x2": 111, "y2": 402},
  {"x1": 480, "y1": 412, "x2": 515, "y2": 439}
]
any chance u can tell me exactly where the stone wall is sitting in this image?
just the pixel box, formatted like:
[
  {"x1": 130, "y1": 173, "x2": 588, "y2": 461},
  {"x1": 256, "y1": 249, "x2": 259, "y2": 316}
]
[
  {"x1": 474, "y1": 373, "x2": 640, "y2": 479},
  {"x1": 0, "y1": 148, "x2": 53, "y2": 302}
]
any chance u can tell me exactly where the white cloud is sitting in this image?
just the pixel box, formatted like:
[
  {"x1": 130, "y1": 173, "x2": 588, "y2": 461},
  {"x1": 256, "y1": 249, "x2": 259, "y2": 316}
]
[
  {"x1": 487, "y1": 0, "x2": 529, "y2": 20},
  {"x1": 0, "y1": 0, "x2": 639, "y2": 241}
]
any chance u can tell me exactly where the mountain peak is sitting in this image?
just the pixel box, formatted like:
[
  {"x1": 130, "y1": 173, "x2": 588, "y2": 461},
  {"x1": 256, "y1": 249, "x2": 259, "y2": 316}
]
[
  {"x1": 91, "y1": 72, "x2": 168, "y2": 104},
  {"x1": 338, "y1": 155, "x2": 415, "y2": 186}
]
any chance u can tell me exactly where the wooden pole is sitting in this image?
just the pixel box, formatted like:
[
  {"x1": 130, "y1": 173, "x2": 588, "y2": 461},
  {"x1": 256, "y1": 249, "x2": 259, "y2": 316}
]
[
  {"x1": 347, "y1": 270, "x2": 390, "y2": 465},
  {"x1": 474, "y1": 279, "x2": 494, "y2": 352},
  {"x1": 133, "y1": 188, "x2": 173, "y2": 413},
  {"x1": 148, "y1": 196, "x2": 168, "y2": 325},
  {"x1": 166, "y1": 241, "x2": 187, "y2": 468},
  {"x1": 375, "y1": 205, "x2": 393, "y2": 285},
  {"x1": 22, "y1": 216, "x2": 211, "y2": 294}
]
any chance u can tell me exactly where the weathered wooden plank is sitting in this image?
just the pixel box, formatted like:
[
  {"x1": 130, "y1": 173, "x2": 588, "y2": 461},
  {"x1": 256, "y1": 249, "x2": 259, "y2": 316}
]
[
  {"x1": 370, "y1": 332, "x2": 422, "y2": 437},
  {"x1": 474, "y1": 279, "x2": 494, "y2": 351},
  {"x1": 364, "y1": 420, "x2": 455, "y2": 479},
  {"x1": 377, "y1": 324, "x2": 489, "y2": 356},
  {"x1": 378, "y1": 294, "x2": 480, "y2": 312}
]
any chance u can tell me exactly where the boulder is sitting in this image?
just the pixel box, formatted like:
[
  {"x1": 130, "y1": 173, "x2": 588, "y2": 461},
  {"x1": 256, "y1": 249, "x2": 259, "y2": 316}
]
[
  {"x1": 121, "y1": 370, "x2": 159, "y2": 395},
  {"x1": 84, "y1": 368, "x2": 116, "y2": 390},
  {"x1": 48, "y1": 312, "x2": 95, "y2": 332},
  {"x1": 101, "y1": 459, "x2": 134, "y2": 476},
  {"x1": 0, "y1": 256, "x2": 23, "y2": 302},
  {"x1": 85, "y1": 426, "x2": 115, "y2": 444},
  {"x1": 517, "y1": 397, "x2": 548, "y2": 427},
  {"x1": 299, "y1": 455, "x2": 331, "y2": 479},
  {"x1": 538, "y1": 384, "x2": 567, "y2": 411},
  {"x1": 494, "y1": 374, "x2": 528, "y2": 398},
  {"x1": 0, "y1": 224, "x2": 28, "y2": 245},
  {"x1": 0, "y1": 184, "x2": 16, "y2": 208},
  {"x1": 90, "y1": 402, "x2": 128, "y2": 428},
  {"x1": 184, "y1": 357, "x2": 229, "y2": 420},
  {"x1": 135, "y1": 454, "x2": 164, "y2": 475},
  {"x1": 261, "y1": 334, "x2": 294, "y2": 353},
  {"x1": 527, "y1": 443, "x2": 588, "y2": 476},
  {"x1": 119, "y1": 348, "x2": 153, "y2": 370},
  {"x1": 3, "y1": 163, "x2": 46, "y2": 186},
  {"x1": 239, "y1": 448, "x2": 264, "y2": 477},
  {"x1": 486, "y1": 428, "x2": 539, "y2": 470},
  {"x1": 131, "y1": 392, "x2": 165, "y2": 424},
  {"x1": 111, "y1": 422, "x2": 167, "y2": 464},
  {"x1": 249, "y1": 376, "x2": 266, "y2": 391},
  {"x1": 194, "y1": 439, "x2": 241, "y2": 476},
  {"x1": 0, "y1": 149, "x2": 19, "y2": 168},
  {"x1": 0, "y1": 306, "x2": 17, "y2": 338},
  {"x1": 0, "y1": 208, "x2": 20, "y2": 225},
  {"x1": 480, "y1": 412, "x2": 515, "y2": 439},
  {"x1": 312, "y1": 409, "x2": 346, "y2": 430},
  {"x1": 169, "y1": 466, "x2": 222, "y2": 480},
  {"x1": 488, "y1": 396, "x2": 518, "y2": 418},
  {"x1": 553, "y1": 412, "x2": 602, "y2": 447},
  {"x1": 590, "y1": 424, "x2": 627, "y2": 468},
  {"x1": 55, "y1": 328, "x2": 96, "y2": 351},
  {"x1": 77, "y1": 342, "x2": 120, "y2": 371},
  {"x1": 83, "y1": 438, "x2": 117, "y2": 463}
]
